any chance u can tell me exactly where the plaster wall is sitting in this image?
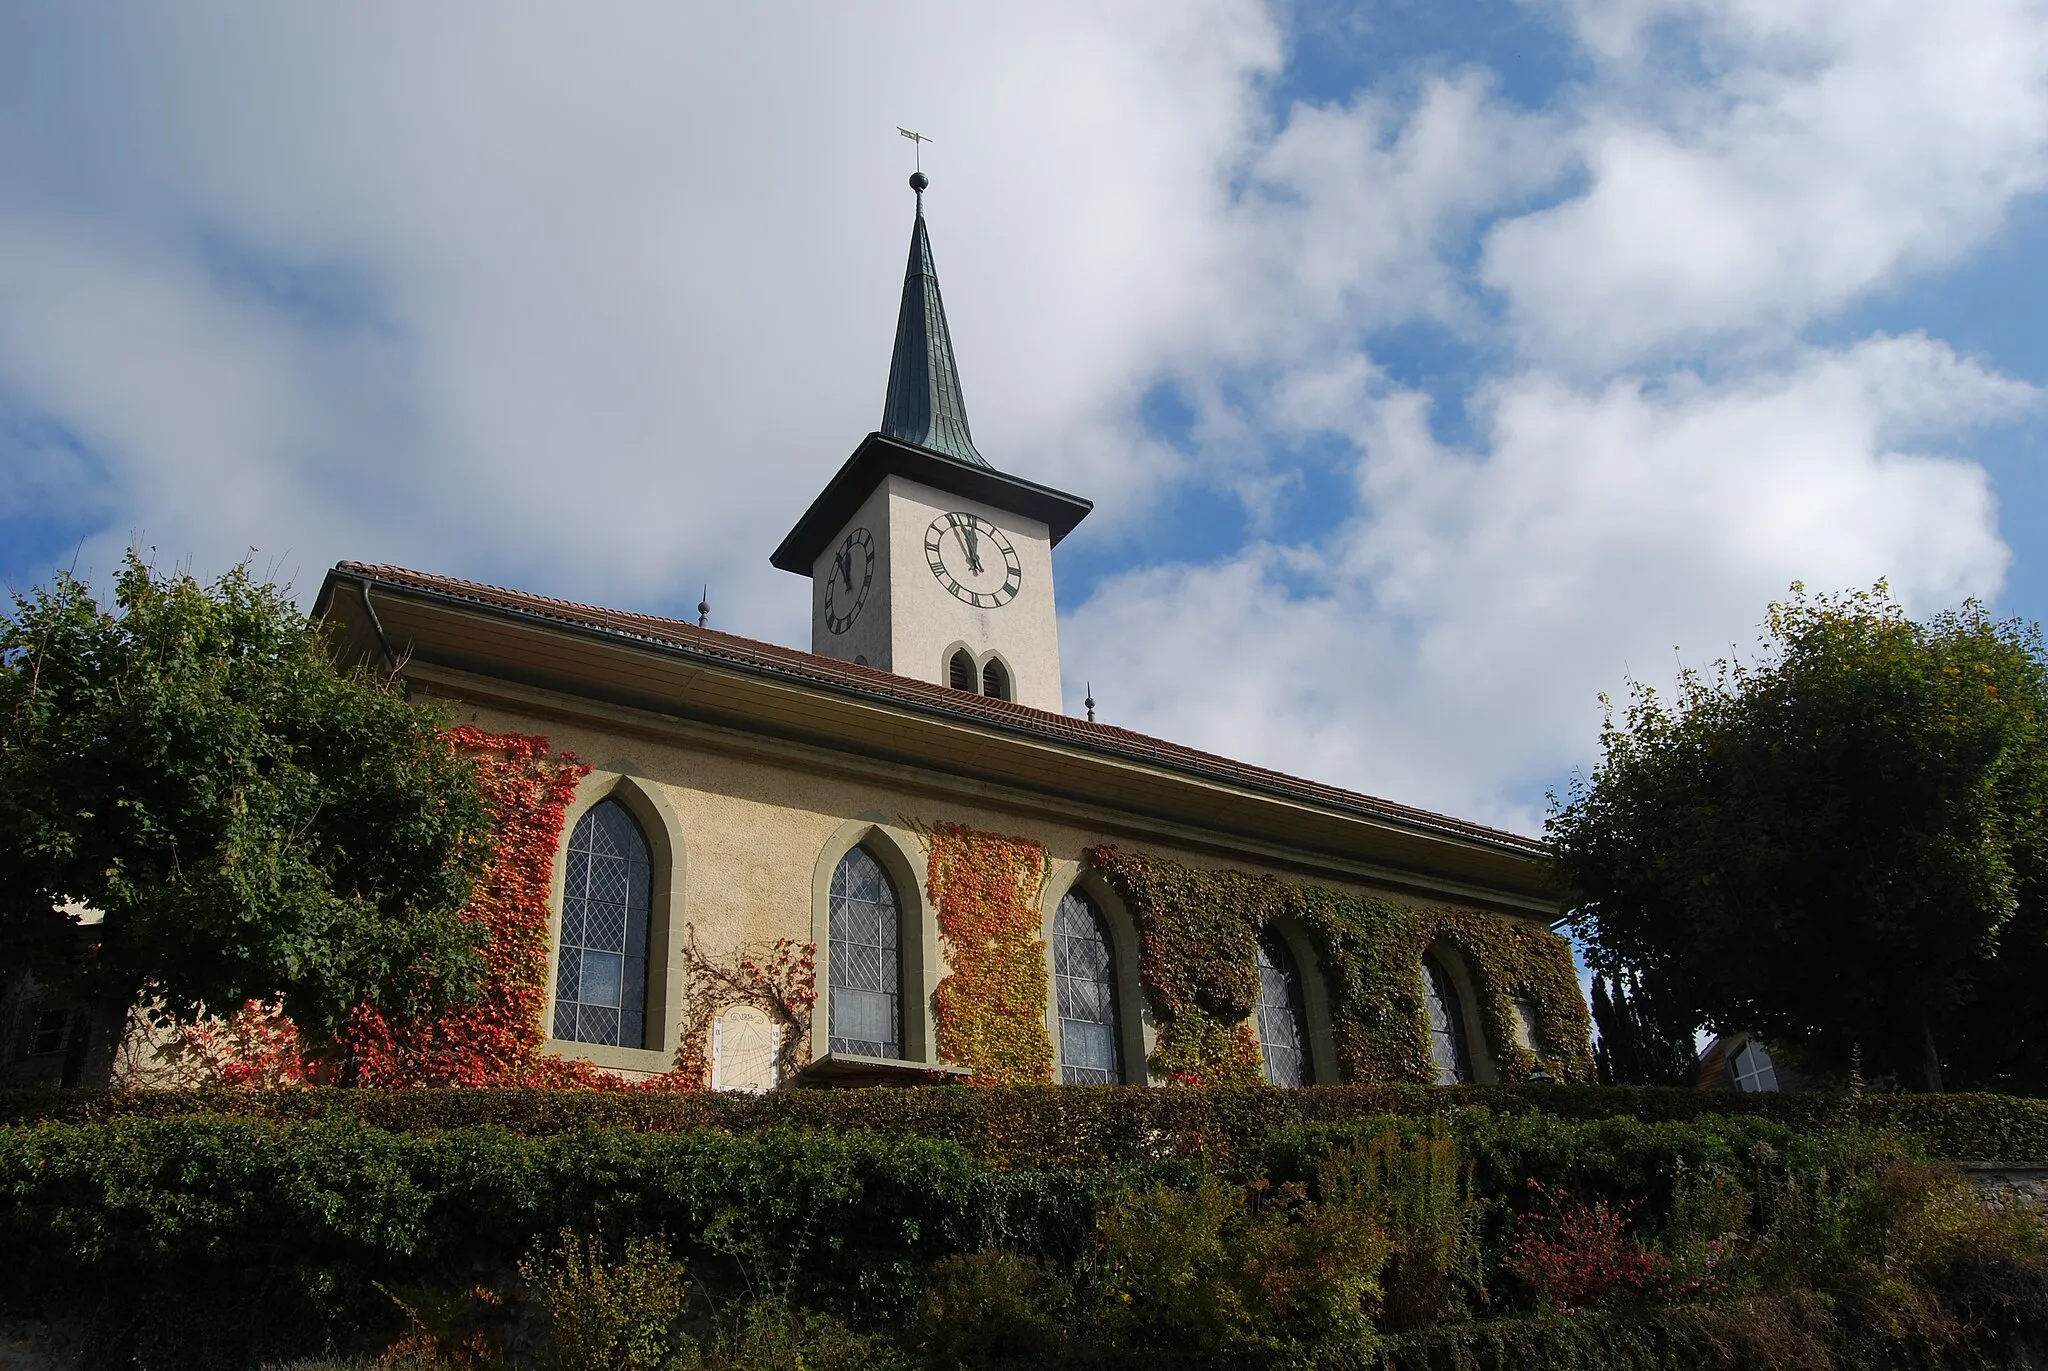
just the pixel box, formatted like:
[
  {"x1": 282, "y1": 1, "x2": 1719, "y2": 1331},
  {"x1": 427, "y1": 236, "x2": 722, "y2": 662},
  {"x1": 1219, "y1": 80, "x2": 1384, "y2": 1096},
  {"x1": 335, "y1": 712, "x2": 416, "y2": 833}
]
[
  {"x1": 883, "y1": 476, "x2": 1060, "y2": 710},
  {"x1": 445, "y1": 691, "x2": 1535, "y2": 1085},
  {"x1": 807, "y1": 482, "x2": 894, "y2": 673},
  {"x1": 806, "y1": 475, "x2": 1062, "y2": 711}
]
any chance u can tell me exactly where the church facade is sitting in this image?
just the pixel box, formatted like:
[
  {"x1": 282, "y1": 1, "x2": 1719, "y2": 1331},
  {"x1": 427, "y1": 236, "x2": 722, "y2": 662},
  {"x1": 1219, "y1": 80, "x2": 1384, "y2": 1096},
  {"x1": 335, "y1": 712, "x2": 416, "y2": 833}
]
[{"x1": 311, "y1": 176, "x2": 1590, "y2": 1091}]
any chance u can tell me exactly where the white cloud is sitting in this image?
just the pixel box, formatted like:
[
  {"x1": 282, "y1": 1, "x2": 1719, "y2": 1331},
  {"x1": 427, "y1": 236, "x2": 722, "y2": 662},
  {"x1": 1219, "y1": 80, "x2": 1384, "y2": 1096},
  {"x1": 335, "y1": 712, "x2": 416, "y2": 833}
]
[
  {"x1": 2, "y1": 1, "x2": 2044, "y2": 833},
  {"x1": 1066, "y1": 335, "x2": 2030, "y2": 831},
  {"x1": 0, "y1": 3, "x2": 1278, "y2": 621},
  {"x1": 1485, "y1": 0, "x2": 2048, "y2": 367}
]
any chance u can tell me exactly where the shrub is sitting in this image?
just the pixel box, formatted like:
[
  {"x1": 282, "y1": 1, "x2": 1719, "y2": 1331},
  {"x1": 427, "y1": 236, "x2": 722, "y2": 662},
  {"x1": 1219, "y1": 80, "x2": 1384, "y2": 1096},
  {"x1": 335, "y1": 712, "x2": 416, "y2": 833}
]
[
  {"x1": 1311, "y1": 1125, "x2": 1481, "y2": 1330},
  {"x1": 1503, "y1": 1182, "x2": 1669, "y2": 1311},
  {"x1": 912, "y1": 1252, "x2": 1070, "y2": 1367},
  {"x1": 518, "y1": 1231, "x2": 692, "y2": 1371},
  {"x1": 1094, "y1": 1175, "x2": 1389, "y2": 1358}
]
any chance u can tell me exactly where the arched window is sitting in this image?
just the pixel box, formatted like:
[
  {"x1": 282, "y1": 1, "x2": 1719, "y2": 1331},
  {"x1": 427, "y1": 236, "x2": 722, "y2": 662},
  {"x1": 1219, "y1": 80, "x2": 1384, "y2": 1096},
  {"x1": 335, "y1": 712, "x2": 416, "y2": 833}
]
[
  {"x1": 1422, "y1": 952, "x2": 1473, "y2": 1084},
  {"x1": 948, "y1": 650, "x2": 977, "y2": 692},
  {"x1": 555, "y1": 799, "x2": 652, "y2": 1048},
  {"x1": 1054, "y1": 890, "x2": 1120, "y2": 1084},
  {"x1": 1255, "y1": 927, "x2": 1311, "y2": 1087},
  {"x1": 829, "y1": 846, "x2": 902, "y2": 1059},
  {"x1": 981, "y1": 658, "x2": 1011, "y2": 701}
]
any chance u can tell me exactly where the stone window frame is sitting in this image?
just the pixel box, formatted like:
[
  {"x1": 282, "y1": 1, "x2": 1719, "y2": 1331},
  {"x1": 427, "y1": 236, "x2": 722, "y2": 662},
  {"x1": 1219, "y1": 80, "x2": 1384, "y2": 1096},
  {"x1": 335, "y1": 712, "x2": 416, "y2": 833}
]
[
  {"x1": 543, "y1": 769, "x2": 690, "y2": 1076},
  {"x1": 937, "y1": 641, "x2": 1018, "y2": 701},
  {"x1": 1252, "y1": 919, "x2": 1342, "y2": 1087},
  {"x1": 1040, "y1": 866, "x2": 1148, "y2": 1085},
  {"x1": 1420, "y1": 939, "x2": 1496, "y2": 1085},
  {"x1": 809, "y1": 816, "x2": 941, "y2": 1068}
]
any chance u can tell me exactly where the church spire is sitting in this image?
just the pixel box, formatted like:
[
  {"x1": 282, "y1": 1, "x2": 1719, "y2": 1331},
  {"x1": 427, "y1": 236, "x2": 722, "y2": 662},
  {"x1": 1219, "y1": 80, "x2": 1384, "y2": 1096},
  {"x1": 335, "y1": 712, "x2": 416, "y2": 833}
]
[{"x1": 880, "y1": 172, "x2": 990, "y2": 469}]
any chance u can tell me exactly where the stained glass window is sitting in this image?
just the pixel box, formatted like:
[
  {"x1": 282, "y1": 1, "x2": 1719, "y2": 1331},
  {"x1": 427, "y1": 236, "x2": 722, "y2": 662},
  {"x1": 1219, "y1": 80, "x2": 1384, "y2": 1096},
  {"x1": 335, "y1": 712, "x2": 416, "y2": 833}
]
[
  {"x1": 554, "y1": 799, "x2": 652, "y2": 1048},
  {"x1": 1255, "y1": 927, "x2": 1311, "y2": 1087},
  {"x1": 1423, "y1": 953, "x2": 1473, "y2": 1085},
  {"x1": 1055, "y1": 891, "x2": 1120, "y2": 1084},
  {"x1": 829, "y1": 846, "x2": 902, "y2": 1059}
]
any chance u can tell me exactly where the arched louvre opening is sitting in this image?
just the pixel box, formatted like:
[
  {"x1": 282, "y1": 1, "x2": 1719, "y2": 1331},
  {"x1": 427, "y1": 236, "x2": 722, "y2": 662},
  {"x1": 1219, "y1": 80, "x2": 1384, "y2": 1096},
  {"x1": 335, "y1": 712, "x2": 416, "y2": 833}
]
[
  {"x1": 1422, "y1": 952, "x2": 1474, "y2": 1084},
  {"x1": 829, "y1": 846, "x2": 902, "y2": 1059},
  {"x1": 949, "y1": 650, "x2": 977, "y2": 691},
  {"x1": 1054, "y1": 890, "x2": 1120, "y2": 1084},
  {"x1": 981, "y1": 658, "x2": 1011, "y2": 701},
  {"x1": 1255, "y1": 927, "x2": 1311, "y2": 1087},
  {"x1": 554, "y1": 799, "x2": 652, "y2": 1048}
]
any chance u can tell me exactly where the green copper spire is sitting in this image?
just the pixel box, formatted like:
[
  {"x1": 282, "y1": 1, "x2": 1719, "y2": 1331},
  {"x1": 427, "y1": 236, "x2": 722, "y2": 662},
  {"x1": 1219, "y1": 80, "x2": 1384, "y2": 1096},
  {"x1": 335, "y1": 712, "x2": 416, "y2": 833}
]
[{"x1": 881, "y1": 172, "x2": 990, "y2": 468}]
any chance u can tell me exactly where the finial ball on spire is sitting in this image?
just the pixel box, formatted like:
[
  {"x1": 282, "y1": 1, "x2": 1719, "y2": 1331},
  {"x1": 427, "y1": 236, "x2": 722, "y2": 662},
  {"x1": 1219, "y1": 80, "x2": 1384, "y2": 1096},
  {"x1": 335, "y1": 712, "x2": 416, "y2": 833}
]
[{"x1": 909, "y1": 170, "x2": 929, "y2": 193}]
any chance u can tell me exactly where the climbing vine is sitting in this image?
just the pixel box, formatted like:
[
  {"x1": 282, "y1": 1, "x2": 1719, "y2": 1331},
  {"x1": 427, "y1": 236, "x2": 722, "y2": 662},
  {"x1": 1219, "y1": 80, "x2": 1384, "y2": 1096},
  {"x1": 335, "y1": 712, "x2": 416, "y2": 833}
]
[
  {"x1": 674, "y1": 931, "x2": 817, "y2": 1087},
  {"x1": 326, "y1": 728, "x2": 697, "y2": 1090},
  {"x1": 924, "y1": 821, "x2": 1055, "y2": 1085},
  {"x1": 1085, "y1": 846, "x2": 1287, "y2": 1085},
  {"x1": 1088, "y1": 846, "x2": 1593, "y2": 1086}
]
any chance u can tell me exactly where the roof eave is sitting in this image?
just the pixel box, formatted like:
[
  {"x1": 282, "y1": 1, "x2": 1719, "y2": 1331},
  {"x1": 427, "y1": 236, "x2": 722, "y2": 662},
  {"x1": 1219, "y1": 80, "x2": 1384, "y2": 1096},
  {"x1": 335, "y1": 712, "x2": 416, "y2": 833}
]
[
  {"x1": 770, "y1": 432, "x2": 1093, "y2": 575},
  {"x1": 320, "y1": 564, "x2": 1544, "y2": 871}
]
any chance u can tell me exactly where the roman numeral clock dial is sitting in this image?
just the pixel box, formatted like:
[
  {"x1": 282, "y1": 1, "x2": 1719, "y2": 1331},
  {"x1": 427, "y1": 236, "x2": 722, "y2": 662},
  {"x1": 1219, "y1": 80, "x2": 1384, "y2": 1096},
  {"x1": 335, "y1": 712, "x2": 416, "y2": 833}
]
[
  {"x1": 823, "y1": 526, "x2": 875, "y2": 634},
  {"x1": 925, "y1": 512, "x2": 1021, "y2": 608}
]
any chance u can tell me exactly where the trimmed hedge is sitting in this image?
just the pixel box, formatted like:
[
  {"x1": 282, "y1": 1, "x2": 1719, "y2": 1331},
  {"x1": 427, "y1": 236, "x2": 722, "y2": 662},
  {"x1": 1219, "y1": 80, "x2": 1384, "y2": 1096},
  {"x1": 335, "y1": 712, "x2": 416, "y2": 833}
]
[{"x1": 4, "y1": 1082, "x2": 2045, "y2": 1166}]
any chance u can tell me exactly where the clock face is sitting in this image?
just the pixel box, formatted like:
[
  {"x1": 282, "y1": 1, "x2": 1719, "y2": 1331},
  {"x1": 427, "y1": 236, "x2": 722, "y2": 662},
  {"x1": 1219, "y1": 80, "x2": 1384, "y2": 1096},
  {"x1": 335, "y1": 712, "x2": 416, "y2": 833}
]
[
  {"x1": 823, "y1": 527, "x2": 875, "y2": 634},
  {"x1": 925, "y1": 512, "x2": 1022, "y2": 609}
]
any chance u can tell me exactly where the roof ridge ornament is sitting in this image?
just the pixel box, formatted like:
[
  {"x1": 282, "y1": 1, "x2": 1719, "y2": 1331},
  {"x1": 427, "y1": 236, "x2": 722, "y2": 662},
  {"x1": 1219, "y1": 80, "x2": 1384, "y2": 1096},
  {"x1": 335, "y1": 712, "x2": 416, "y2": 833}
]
[{"x1": 879, "y1": 150, "x2": 991, "y2": 469}]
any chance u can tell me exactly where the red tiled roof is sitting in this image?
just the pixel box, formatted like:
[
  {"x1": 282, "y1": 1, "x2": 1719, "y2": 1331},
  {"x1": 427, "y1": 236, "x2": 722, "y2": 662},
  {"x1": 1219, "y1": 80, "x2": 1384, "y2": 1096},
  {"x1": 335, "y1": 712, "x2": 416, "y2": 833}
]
[{"x1": 333, "y1": 562, "x2": 1543, "y2": 856}]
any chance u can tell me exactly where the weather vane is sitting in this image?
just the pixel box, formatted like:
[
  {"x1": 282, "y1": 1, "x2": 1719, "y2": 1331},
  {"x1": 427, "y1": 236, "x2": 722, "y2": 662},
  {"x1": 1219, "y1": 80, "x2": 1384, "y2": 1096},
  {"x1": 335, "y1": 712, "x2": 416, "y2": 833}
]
[{"x1": 897, "y1": 127, "x2": 932, "y2": 173}]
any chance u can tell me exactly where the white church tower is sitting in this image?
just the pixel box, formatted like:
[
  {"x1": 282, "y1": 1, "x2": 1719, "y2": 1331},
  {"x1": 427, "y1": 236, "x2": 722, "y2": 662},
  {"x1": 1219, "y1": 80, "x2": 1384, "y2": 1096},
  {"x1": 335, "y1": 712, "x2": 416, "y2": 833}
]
[{"x1": 771, "y1": 172, "x2": 1091, "y2": 713}]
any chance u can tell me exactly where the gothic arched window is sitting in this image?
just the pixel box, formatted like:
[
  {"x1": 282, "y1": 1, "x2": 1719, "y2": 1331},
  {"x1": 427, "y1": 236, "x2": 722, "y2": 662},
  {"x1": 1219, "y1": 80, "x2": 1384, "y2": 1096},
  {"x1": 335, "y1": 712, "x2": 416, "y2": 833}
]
[
  {"x1": 1255, "y1": 927, "x2": 1311, "y2": 1087},
  {"x1": 1422, "y1": 952, "x2": 1474, "y2": 1085},
  {"x1": 829, "y1": 846, "x2": 902, "y2": 1059},
  {"x1": 555, "y1": 799, "x2": 652, "y2": 1048},
  {"x1": 949, "y1": 650, "x2": 977, "y2": 692},
  {"x1": 981, "y1": 658, "x2": 1011, "y2": 701},
  {"x1": 1054, "y1": 890, "x2": 1120, "y2": 1084}
]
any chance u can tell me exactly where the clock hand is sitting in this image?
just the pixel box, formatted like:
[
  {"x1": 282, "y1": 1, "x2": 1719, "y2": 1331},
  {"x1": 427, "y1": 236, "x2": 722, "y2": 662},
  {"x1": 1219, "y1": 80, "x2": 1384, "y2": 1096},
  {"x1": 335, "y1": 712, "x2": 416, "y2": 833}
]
[
  {"x1": 957, "y1": 522, "x2": 984, "y2": 575},
  {"x1": 837, "y1": 548, "x2": 853, "y2": 589}
]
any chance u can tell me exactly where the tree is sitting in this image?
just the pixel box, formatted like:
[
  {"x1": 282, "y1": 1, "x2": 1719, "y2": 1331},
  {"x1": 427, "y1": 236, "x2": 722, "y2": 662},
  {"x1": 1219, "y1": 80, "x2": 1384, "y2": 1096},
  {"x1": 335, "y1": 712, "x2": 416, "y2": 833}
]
[
  {"x1": 0, "y1": 552, "x2": 494, "y2": 1077},
  {"x1": 1549, "y1": 585, "x2": 2048, "y2": 1093},
  {"x1": 1589, "y1": 970, "x2": 1697, "y2": 1087}
]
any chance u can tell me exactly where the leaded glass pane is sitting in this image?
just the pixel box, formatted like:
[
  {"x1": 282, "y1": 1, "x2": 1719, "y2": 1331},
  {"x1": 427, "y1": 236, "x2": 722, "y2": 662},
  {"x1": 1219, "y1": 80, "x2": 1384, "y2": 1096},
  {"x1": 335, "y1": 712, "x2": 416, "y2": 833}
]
[
  {"x1": 553, "y1": 799, "x2": 654, "y2": 1049},
  {"x1": 1055, "y1": 892, "x2": 1121, "y2": 1085},
  {"x1": 1256, "y1": 929, "x2": 1310, "y2": 1088},
  {"x1": 830, "y1": 847, "x2": 901, "y2": 1059},
  {"x1": 1423, "y1": 955, "x2": 1473, "y2": 1085}
]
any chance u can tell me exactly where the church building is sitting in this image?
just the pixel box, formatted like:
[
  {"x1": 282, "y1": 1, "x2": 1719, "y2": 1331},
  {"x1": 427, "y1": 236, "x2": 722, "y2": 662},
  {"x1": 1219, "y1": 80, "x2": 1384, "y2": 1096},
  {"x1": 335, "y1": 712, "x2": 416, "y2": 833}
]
[{"x1": 311, "y1": 174, "x2": 1590, "y2": 1092}]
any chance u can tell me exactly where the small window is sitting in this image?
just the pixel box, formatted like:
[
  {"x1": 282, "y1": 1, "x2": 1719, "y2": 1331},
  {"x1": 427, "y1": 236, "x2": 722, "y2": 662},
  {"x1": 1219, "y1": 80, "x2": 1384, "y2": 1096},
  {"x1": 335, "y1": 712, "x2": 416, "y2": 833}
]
[
  {"x1": 555, "y1": 799, "x2": 653, "y2": 1049},
  {"x1": 27, "y1": 1008, "x2": 70, "y2": 1057},
  {"x1": 1255, "y1": 927, "x2": 1311, "y2": 1087},
  {"x1": 1054, "y1": 891, "x2": 1120, "y2": 1084},
  {"x1": 1422, "y1": 953, "x2": 1473, "y2": 1084},
  {"x1": 949, "y1": 650, "x2": 977, "y2": 692},
  {"x1": 981, "y1": 659, "x2": 1011, "y2": 701},
  {"x1": 829, "y1": 846, "x2": 902, "y2": 1059},
  {"x1": 1729, "y1": 1040, "x2": 1778, "y2": 1092}
]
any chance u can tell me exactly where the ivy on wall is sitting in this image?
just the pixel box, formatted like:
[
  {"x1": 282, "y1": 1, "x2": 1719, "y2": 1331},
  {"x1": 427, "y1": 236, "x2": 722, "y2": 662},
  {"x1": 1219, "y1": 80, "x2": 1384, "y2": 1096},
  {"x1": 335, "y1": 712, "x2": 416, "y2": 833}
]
[
  {"x1": 338, "y1": 727, "x2": 597, "y2": 1086},
  {"x1": 1088, "y1": 846, "x2": 1594, "y2": 1086},
  {"x1": 1085, "y1": 847, "x2": 1289, "y2": 1085},
  {"x1": 169, "y1": 728, "x2": 692, "y2": 1092},
  {"x1": 924, "y1": 822, "x2": 1055, "y2": 1085},
  {"x1": 675, "y1": 932, "x2": 817, "y2": 1087}
]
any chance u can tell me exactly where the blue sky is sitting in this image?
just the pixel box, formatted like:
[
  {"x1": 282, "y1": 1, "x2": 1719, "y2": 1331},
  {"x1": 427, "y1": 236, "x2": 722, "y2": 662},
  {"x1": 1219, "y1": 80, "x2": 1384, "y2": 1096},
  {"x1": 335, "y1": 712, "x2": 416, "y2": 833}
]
[{"x1": 1, "y1": 1, "x2": 2044, "y2": 833}]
